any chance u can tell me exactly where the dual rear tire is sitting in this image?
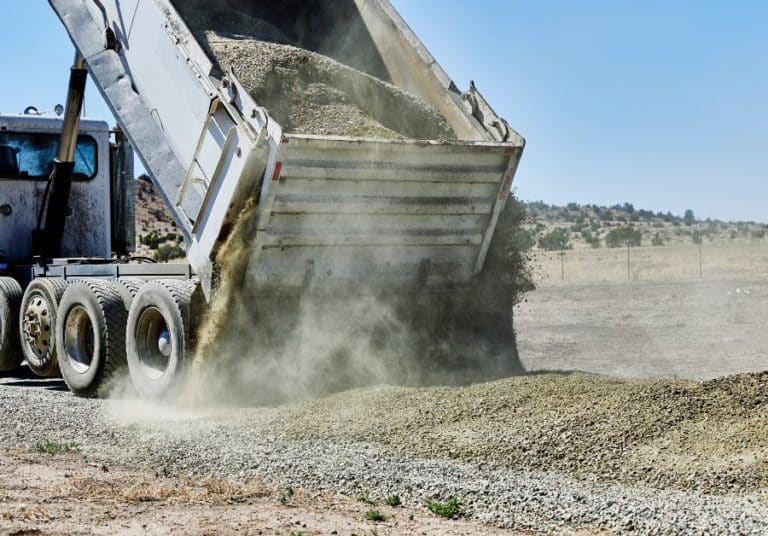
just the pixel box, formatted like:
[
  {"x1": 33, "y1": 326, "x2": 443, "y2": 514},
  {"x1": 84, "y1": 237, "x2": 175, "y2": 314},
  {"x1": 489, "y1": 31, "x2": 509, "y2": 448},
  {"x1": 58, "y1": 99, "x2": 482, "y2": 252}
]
[
  {"x1": 126, "y1": 280, "x2": 197, "y2": 399},
  {"x1": 6, "y1": 277, "x2": 197, "y2": 399},
  {"x1": 56, "y1": 280, "x2": 128, "y2": 397}
]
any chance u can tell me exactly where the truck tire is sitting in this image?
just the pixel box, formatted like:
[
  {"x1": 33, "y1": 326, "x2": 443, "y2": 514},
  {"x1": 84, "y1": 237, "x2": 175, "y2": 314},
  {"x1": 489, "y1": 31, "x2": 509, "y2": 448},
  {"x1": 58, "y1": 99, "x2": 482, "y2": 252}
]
[
  {"x1": 114, "y1": 278, "x2": 146, "y2": 311},
  {"x1": 0, "y1": 277, "x2": 23, "y2": 371},
  {"x1": 126, "y1": 279, "x2": 197, "y2": 399},
  {"x1": 56, "y1": 280, "x2": 128, "y2": 398},
  {"x1": 19, "y1": 278, "x2": 68, "y2": 378}
]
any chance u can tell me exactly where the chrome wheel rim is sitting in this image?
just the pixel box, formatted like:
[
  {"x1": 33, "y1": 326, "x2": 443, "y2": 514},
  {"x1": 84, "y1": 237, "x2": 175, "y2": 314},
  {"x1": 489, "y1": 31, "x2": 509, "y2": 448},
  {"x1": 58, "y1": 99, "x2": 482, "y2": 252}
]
[
  {"x1": 136, "y1": 307, "x2": 172, "y2": 380},
  {"x1": 63, "y1": 305, "x2": 95, "y2": 374},
  {"x1": 22, "y1": 293, "x2": 53, "y2": 361}
]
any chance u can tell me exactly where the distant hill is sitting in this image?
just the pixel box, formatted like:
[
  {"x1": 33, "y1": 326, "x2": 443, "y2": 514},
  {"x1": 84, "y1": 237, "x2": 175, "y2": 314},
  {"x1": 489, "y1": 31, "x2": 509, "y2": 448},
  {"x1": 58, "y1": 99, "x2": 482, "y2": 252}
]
[
  {"x1": 519, "y1": 201, "x2": 767, "y2": 251},
  {"x1": 134, "y1": 175, "x2": 185, "y2": 261}
]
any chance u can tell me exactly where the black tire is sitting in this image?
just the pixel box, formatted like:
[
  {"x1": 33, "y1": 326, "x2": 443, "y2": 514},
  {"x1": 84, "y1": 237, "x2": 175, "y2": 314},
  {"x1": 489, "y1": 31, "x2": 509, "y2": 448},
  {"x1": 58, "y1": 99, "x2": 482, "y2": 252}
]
[
  {"x1": 19, "y1": 278, "x2": 68, "y2": 378},
  {"x1": 114, "y1": 278, "x2": 146, "y2": 311},
  {"x1": 56, "y1": 280, "x2": 128, "y2": 398},
  {"x1": 126, "y1": 279, "x2": 197, "y2": 399},
  {"x1": 0, "y1": 277, "x2": 23, "y2": 371}
]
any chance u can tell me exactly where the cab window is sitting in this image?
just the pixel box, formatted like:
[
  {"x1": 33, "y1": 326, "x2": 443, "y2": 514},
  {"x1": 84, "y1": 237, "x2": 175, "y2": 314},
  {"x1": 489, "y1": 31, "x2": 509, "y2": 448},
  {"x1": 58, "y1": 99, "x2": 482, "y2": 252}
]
[{"x1": 0, "y1": 131, "x2": 98, "y2": 180}]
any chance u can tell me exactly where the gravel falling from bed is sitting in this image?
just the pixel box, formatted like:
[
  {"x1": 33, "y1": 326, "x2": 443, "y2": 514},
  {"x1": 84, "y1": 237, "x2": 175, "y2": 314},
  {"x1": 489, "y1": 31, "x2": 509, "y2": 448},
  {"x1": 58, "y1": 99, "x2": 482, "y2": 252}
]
[{"x1": 174, "y1": 3, "x2": 457, "y2": 140}]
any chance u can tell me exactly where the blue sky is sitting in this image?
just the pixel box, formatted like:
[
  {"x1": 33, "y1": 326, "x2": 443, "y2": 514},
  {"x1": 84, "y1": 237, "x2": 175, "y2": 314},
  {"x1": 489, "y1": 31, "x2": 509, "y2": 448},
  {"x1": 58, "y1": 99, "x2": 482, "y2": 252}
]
[{"x1": 1, "y1": 1, "x2": 765, "y2": 222}]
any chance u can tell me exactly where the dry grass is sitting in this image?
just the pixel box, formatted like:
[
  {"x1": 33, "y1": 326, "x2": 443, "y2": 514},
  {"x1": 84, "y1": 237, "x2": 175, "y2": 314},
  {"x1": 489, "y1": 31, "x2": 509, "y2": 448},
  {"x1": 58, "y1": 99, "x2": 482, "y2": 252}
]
[
  {"x1": 58, "y1": 475, "x2": 270, "y2": 506},
  {"x1": 533, "y1": 241, "x2": 768, "y2": 285}
]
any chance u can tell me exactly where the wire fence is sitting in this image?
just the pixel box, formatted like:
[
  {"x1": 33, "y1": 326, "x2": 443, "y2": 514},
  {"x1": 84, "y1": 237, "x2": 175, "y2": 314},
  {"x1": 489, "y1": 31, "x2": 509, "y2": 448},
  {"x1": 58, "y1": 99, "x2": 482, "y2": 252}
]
[{"x1": 532, "y1": 241, "x2": 768, "y2": 285}]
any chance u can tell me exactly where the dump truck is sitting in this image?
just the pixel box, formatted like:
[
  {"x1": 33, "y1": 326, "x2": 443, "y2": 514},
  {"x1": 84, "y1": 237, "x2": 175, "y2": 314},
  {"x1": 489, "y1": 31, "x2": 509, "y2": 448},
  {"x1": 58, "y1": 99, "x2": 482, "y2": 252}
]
[{"x1": 0, "y1": 0, "x2": 524, "y2": 399}]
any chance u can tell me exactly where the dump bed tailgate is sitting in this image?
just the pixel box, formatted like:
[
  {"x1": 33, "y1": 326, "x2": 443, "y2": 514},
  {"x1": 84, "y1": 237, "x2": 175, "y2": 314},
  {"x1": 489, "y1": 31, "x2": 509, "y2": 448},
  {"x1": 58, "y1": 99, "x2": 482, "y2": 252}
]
[{"x1": 246, "y1": 136, "x2": 520, "y2": 291}]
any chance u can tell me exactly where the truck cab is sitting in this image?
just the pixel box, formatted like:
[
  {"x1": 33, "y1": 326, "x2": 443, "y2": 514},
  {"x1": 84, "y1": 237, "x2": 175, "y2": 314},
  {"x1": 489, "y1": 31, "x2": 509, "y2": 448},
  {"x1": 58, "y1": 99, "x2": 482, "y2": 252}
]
[{"x1": 0, "y1": 111, "x2": 134, "y2": 275}]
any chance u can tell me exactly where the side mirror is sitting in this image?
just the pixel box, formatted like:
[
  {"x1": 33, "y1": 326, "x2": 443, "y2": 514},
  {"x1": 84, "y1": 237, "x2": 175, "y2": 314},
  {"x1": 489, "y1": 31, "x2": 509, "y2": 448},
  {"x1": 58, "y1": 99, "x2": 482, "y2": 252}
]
[{"x1": 0, "y1": 145, "x2": 19, "y2": 177}]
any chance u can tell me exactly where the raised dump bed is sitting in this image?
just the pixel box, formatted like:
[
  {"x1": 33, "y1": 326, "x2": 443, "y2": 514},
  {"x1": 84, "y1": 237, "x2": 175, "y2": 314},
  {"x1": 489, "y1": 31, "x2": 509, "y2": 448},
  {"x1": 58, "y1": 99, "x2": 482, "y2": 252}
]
[{"x1": 49, "y1": 0, "x2": 523, "y2": 297}]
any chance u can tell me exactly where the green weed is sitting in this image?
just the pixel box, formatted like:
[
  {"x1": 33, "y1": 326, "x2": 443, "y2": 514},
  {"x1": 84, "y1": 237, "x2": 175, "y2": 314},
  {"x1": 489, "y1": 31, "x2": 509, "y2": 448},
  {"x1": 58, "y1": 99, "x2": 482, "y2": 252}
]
[
  {"x1": 35, "y1": 440, "x2": 80, "y2": 456},
  {"x1": 365, "y1": 510, "x2": 387, "y2": 522},
  {"x1": 425, "y1": 496, "x2": 463, "y2": 518}
]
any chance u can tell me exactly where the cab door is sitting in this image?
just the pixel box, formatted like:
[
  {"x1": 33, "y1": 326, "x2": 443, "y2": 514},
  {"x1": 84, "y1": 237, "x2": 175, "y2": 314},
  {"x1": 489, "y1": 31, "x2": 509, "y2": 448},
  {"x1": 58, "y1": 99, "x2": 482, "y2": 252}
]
[{"x1": 0, "y1": 132, "x2": 41, "y2": 264}]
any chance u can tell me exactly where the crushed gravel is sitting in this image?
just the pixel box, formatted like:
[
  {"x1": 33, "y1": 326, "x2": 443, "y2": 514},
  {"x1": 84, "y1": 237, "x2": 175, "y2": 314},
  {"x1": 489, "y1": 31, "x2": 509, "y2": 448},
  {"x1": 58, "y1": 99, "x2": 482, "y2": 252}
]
[
  {"x1": 2, "y1": 373, "x2": 768, "y2": 534},
  {"x1": 259, "y1": 371, "x2": 768, "y2": 495},
  {"x1": 174, "y1": 2, "x2": 457, "y2": 140}
]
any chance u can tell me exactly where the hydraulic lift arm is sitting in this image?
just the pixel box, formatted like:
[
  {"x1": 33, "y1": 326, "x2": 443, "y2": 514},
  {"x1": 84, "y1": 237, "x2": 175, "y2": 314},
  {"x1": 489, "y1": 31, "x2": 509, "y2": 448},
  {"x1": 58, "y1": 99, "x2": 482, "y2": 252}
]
[{"x1": 35, "y1": 53, "x2": 88, "y2": 263}]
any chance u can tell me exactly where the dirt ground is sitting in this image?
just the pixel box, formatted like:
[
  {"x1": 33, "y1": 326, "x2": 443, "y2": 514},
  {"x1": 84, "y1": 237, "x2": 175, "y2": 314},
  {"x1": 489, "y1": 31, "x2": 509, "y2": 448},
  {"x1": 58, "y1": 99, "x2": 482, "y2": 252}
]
[
  {"x1": 0, "y1": 450, "x2": 521, "y2": 536},
  {"x1": 514, "y1": 278, "x2": 768, "y2": 380}
]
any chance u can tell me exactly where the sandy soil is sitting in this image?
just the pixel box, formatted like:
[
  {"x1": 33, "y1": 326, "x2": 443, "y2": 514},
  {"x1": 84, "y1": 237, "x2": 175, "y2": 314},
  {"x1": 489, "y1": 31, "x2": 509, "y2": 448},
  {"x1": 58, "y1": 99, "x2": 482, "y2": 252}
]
[
  {"x1": 514, "y1": 278, "x2": 768, "y2": 380},
  {"x1": 0, "y1": 450, "x2": 519, "y2": 536}
]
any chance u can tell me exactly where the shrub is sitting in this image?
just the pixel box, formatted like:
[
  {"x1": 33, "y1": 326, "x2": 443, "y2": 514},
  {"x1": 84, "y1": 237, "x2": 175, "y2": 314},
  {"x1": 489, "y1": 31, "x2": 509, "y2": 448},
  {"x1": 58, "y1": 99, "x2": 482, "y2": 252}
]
[
  {"x1": 684, "y1": 209, "x2": 695, "y2": 226},
  {"x1": 140, "y1": 232, "x2": 162, "y2": 250},
  {"x1": 751, "y1": 229, "x2": 766, "y2": 239},
  {"x1": 154, "y1": 244, "x2": 186, "y2": 262},
  {"x1": 425, "y1": 497, "x2": 463, "y2": 518},
  {"x1": 692, "y1": 230, "x2": 703, "y2": 244},
  {"x1": 538, "y1": 227, "x2": 571, "y2": 251},
  {"x1": 605, "y1": 226, "x2": 642, "y2": 248},
  {"x1": 365, "y1": 510, "x2": 388, "y2": 522},
  {"x1": 651, "y1": 232, "x2": 665, "y2": 246},
  {"x1": 385, "y1": 495, "x2": 402, "y2": 507},
  {"x1": 357, "y1": 491, "x2": 376, "y2": 505},
  {"x1": 36, "y1": 440, "x2": 80, "y2": 455}
]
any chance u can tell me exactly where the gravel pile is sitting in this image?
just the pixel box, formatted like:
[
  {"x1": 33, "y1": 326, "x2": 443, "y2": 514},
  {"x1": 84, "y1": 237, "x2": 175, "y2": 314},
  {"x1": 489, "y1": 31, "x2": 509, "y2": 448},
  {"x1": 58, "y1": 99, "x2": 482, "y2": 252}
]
[
  {"x1": 173, "y1": 2, "x2": 456, "y2": 140},
  {"x1": 260, "y1": 371, "x2": 768, "y2": 494},
  {"x1": 2, "y1": 374, "x2": 768, "y2": 533}
]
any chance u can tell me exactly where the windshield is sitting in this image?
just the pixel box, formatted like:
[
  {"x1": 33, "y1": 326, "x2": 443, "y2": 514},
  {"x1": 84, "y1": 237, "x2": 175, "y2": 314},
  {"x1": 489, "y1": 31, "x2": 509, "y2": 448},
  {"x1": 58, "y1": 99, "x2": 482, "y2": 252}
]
[{"x1": 0, "y1": 131, "x2": 98, "y2": 180}]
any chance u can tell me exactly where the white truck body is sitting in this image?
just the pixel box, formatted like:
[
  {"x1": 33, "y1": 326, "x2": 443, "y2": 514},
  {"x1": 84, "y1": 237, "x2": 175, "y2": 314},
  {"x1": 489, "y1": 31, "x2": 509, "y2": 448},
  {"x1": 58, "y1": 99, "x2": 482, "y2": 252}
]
[{"x1": 48, "y1": 0, "x2": 524, "y2": 297}]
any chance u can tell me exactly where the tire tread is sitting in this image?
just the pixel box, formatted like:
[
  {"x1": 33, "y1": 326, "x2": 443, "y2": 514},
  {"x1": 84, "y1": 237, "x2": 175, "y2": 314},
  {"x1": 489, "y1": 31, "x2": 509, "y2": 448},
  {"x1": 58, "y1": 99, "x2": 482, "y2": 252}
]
[
  {"x1": 0, "y1": 277, "x2": 23, "y2": 371},
  {"x1": 59, "y1": 280, "x2": 127, "y2": 398}
]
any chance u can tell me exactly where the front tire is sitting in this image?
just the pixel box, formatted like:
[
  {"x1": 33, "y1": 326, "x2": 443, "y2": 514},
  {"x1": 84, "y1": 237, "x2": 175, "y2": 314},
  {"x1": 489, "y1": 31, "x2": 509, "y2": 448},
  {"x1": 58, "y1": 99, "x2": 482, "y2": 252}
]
[
  {"x1": 126, "y1": 279, "x2": 197, "y2": 399},
  {"x1": 19, "y1": 278, "x2": 68, "y2": 377},
  {"x1": 0, "y1": 277, "x2": 23, "y2": 371},
  {"x1": 56, "y1": 280, "x2": 128, "y2": 398}
]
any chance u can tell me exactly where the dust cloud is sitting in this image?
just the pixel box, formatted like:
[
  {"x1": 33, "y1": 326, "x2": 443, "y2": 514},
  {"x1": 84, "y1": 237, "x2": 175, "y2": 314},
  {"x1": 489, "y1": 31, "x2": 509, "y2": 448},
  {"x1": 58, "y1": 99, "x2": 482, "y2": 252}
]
[
  {"x1": 171, "y1": 196, "x2": 531, "y2": 408},
  {"x1": 112, "y1": 0, "x2": 529, "y2": 409}
]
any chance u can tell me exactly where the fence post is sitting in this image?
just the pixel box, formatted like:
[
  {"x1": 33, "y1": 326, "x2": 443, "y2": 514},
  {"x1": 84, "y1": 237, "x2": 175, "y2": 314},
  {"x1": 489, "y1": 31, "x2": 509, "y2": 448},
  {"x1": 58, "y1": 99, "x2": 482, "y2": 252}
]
[
  {"x1": 626, "y1": 239, "x2": 631, "y2": 281},
  {"x1": 560, "y1": 249, "x2": 565, "y2": 281},
  {"x1": 699, "y1": 240, "x2": 703, "y2": 278}
]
